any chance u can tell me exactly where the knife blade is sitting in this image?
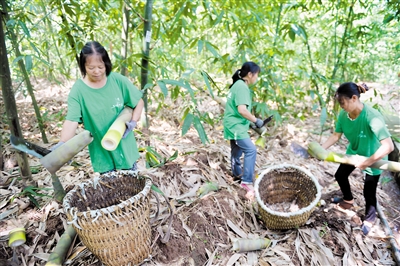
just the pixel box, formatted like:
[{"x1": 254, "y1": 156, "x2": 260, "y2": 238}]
[
  {"x1": 10, "y1": 135, "x2": 51, "y2": 159},
  {"x1": 290, "y1": 141, "x2": 309, "y2": 159},
  {"x1": 250, "y1": 115, "x2": 274, "y2": 130},
  {"x1": 262, "y1": 115, "x2": 274, "y2": 127}
]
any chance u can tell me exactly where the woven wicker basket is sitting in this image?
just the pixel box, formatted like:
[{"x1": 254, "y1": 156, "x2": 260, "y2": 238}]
[
  {"x1": 63, "y1": 170, "x2": 152, "y2": 266},
  {"x1": 254, "y1": 164, "x2": 321, "y2": 230}
]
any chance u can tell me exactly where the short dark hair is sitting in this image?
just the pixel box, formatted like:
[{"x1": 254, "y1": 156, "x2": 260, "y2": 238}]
[
  {"x1": 79, "y1": 41, "x2": 112, "y2": 77},
  {"x1": 335, "y1": 82, "x2": 369, "y2": 104},
  {"x1": 230, "y1": 61, "x2": 260, "y2": 88}
]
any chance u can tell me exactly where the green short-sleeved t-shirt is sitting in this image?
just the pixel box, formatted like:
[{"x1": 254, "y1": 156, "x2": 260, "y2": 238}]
[
  {"x1": 66, "y1": 72, "x2": 143, "y2": 173},
  {"x1": 223, "y1": 80, "x2": 252, "y2": 140},
  {"x1": 335, "y1": 104, "x2": 391, "y2": 175}
]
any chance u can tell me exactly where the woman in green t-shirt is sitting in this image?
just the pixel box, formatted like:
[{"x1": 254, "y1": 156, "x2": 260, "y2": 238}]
[
  {"x1": 321, "y1": 82, "x2": 394, "y2": 235},
  {"x1": 54, "y1": 41, "x2": 144, "y2": 174},
  {"x1": 223, "y1": 62, "x2": 263, "y2": 199}
]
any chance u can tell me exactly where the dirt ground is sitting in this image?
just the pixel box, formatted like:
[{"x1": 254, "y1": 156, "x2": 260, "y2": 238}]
[{"x1": 0, "y1": 80, "x2": 399, "y2": 266}]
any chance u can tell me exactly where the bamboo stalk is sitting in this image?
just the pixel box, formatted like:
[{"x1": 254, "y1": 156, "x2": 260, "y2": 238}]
[
  {"x1": 308, "y1": 142, "x2": 400, "y2": 172},
  {"x1": 45, "y1": 225, "x2": 77, "y2": 266},
  {"x1": 51, "y1": 174, "x2": 66, "y2": 203}
]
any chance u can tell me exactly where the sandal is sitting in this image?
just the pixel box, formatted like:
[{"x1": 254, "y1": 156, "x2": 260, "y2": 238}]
[
  {"x1": 332, "y1": 197, "x2": 353, "y2": 210},
  {"x1": 337, "y1": 201, "x2": 354, "y2": 210}
]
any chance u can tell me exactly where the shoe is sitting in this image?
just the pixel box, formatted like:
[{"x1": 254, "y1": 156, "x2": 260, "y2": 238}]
[
  {"x1": 232, "y1": 174, "x2": 242, "y2": 181},
  {"x1": 361, "y1": 221, "x2": 373, "y2": 235},
  {"x1": 332, "y1": 197, "x2": 353, "y2": 210},
  {"x1": 241, "y1": 183, "x2": 255, "y2": 200},
  {"x1": 337, "y1": 201, "x2": 354, "y2": 210}
]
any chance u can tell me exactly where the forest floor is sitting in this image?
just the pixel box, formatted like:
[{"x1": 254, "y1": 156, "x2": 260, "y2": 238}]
[{"x1": 0, "y1": 80, "x2": 399, "y2": 266}]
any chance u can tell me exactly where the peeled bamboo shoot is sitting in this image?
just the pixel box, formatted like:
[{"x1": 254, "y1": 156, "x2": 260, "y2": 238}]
[
  {"x1": 308, "y1": 142, "x2": 400, "y2": 172},
  {"x1": 40, "y1": 130, "x2": 93, "y2": 174},
  {"x1": 101, "y1": 107, "x2": 133, "y2": 151},
  {"x1": 232, "y1": 238, "x2": 271, "y2": 252}
]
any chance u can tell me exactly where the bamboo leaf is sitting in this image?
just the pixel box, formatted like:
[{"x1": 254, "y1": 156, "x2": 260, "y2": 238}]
[
  {"x1": 27, "y1": 195, "x2": 40, "y2": 209},
  {"x1": 142, "y1": 82, "x2": 154, "y2": 93},
  {"x1": 213, "y1": 11, "x2": 224, "y2": 26},
  {"x1": 18, "y1": 21, "x2": 31, "y2": 38},
  {"x1": 198, "y1": 39, "x2": 204, "y2": 54},
  {"x1": 201, "y1": 71, "x2": 214, "y2": 98},
  {"x1": 151, "y1": 184, "x2": 164, "y2": 195},
  {"x1": 13, "y1": 55, "x2": 24, "y2": 65},
  {"x1": 157, "y1": 80, "x2": 168, "y2": 97},
  {"x1": 289, "y1": 30, "x2": 296, "y2": 42},
  {"x1": 205, "y1": 41, "x2": 220, "y2": 58},
  {"x1": 290, "y1": 24, "x2": 307, "y2": 42},
  {"x1": 182, "y1": 113, "x2": 193, "y2": 136},
  {"x1": 193, "y1": 116, "x2": 209, "y2": 144},
  {"x1": 25, "y1": 55, "x2": 33, "y2": 73},
  {"x1": 29, "y1": 41, "x2": 40, "y2": 56},
  {"x1": 167, "y1": 150, "x2": 178, "y2": 162}
]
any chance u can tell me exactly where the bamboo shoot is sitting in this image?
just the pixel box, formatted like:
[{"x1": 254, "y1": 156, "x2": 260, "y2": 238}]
[
  {"x1": 308, "y1": 141, "x2": 329, "y2": 160},
  {"x1": 308, "y1": 142, "x2": 400, "y2": 172},
  {"x1": 40, "y1": 130, "x2": 93, "y2": 174},
  {"x1": 45, "y1": 225, "x2": 77, "y2": 266},
  {"x1": 232, "y1": 238, "x2": 271, "y2": 252},
  {"x1": 101, "y1": 107, "x2": 133, "y2": 151}
]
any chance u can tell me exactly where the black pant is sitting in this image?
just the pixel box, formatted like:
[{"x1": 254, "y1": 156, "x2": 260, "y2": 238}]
[{"x1": 335, "y1": 164, "x2": 380, "y2": 222}]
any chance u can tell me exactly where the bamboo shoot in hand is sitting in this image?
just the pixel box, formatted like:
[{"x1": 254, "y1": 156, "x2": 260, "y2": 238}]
[
  {"x1": 308, "y1": 142, "x2": 400, "y2": 172},
  {"x1": 101, "y1": 107, "x2": 133, "y2": 151}
]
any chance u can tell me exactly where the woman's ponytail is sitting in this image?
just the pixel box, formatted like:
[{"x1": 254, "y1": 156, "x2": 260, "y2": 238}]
[{"x1": 229, "y1": 62, "x2": 260, "y2": 89}]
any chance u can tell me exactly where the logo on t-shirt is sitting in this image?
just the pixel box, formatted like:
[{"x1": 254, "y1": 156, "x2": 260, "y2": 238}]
[
  {"x1": 111, "y1": 98, "x2": 123, "y2": 109},
  {"x1": 358, "y1": 131, "x2": 367, "y2": 138}
]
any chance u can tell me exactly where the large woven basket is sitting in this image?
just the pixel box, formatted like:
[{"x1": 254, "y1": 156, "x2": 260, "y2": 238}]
[
  {"x1": 63, "y1": 170, "x2": 152, "y2": 266},
  {"x1": 254, "y1": 164, "x2": 321, "y2": 230}
]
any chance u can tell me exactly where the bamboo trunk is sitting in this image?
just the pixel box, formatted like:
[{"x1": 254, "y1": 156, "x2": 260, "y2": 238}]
[
  {"x1": 141, "y1": 0, "x2": 154, "y2": 132},
  {"x1": 0, "y1": 1, "x2": 31, "y2": 180},
  {"x1": 308, "y1": 142, "x2": 400, "y2": 172}
]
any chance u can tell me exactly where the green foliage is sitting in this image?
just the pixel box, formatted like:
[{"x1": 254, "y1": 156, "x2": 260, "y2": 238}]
[
  {"x1": 12, "y1": 186, "x2": 52, "y2": 209},
  {"x1": 139, "y1": 146, "x2": 178, "y2": 168}
]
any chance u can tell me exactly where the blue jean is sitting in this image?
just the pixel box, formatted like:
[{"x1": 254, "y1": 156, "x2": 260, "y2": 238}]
[{"x1": 230, "y1": 138, "x2": 257, "y2": 184}]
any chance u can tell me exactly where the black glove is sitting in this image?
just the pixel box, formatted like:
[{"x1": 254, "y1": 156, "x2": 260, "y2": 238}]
[
  {"x1": 255, "y1": 118, "x2": 264, "y2": 128},
  {"x1": 122, "y1": 120, "x2": 137, "y2": 138}
]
